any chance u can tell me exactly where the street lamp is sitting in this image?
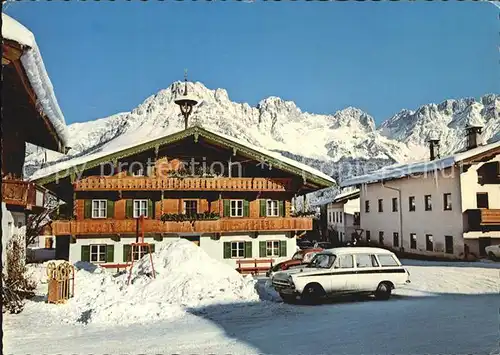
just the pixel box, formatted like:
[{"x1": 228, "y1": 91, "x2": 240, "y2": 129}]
[{"x1": 175, "y1": 70, "x2": 198, "y2": 130}]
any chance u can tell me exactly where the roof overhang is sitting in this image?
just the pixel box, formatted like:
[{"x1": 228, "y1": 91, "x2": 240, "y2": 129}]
[{"x1": 32, "y1": 126, "x2": 336, "y2": 191}]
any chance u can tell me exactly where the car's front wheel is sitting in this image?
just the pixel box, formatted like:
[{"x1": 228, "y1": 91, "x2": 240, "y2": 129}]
[
  {"x1": 488, "y1": 252, "x2": 498, "y2": 261},
  {"x1": 374, "y1": 282, "x2": 392, "y2": 300},
  {"x1": 301, "y1": 283, "x2": 325, "y2": 305}
]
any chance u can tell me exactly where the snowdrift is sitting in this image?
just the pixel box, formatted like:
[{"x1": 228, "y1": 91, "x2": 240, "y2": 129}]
[{"x1": 33, "y1": 239, "x2": 260, "y2": 325}]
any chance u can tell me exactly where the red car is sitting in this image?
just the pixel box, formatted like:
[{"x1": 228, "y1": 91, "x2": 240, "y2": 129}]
[{"x1": 266, "y1": 248, "x2": 323, "y2": 277}]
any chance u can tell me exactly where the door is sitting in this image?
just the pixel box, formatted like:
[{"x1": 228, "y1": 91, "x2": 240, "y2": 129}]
[
  {"x1": 445, "y1": 236, "x2": 453, "y2": 254},
  {"x1": 354, "y1": 254, "x2": 380, "y2": 291},
  {"x1": 332, "y1": 254, "x2": 357, "y2": 293},
  {"x1": 478, "y1": 237, "x2": 491, "y2": 257},
  {"x1": 476, "y1": 193, "x2": 489, "y2": 209}
]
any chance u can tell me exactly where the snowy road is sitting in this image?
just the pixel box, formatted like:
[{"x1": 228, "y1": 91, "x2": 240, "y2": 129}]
[{"x1": 4, "y1": 260, "x2": 500, "y2": 355}]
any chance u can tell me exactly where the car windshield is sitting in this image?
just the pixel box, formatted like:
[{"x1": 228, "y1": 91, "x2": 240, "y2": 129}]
[
  {"x1": 308, "y1": 254, "x2": 336, "y2": 269},
  {"x1": 292, "y1": 252, "x2": 303, "y2": 260}
]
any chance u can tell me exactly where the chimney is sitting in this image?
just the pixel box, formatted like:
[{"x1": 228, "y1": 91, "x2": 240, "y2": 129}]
[
  {"x1": 465, "y1": 124, "x2": 483, "y2": 150},
  {"x1": 428, "y1": 138, "x2": 440, "y2": 161}
]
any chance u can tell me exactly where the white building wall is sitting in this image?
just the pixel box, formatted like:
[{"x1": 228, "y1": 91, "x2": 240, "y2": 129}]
[
  {"x1": 360, "y1": 167, "x2": 464, "y2": 257},
  {"x1": 326, "y1": 198, "x2": 360, "y2": 242},
  {"x1": 2, "y1": 203, "x2": 27, "y2": 271},
  {"x1": 68, "y1": 233, "x2": 296, "y2": 269}
]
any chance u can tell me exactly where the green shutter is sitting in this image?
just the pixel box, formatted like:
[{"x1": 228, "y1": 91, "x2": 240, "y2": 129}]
[
  {"x1": 125, "y1": 200, "x2": 133, "y2": 218},
  {"x1": 243, "y1": 200, "x2": 250, "y2": 217},
  {"x1": 107, "y1": 200, "x2": 115, "y2": 219},
  {"x1": 279, "y1": 201, "x2": 285, "y2": 217},
  {"x1": 223, "y1": 242, "x2": 231, "y2": 259},
  {"x1": 149, "y1": 243, "x2": 155, "y2": 253},
  {"x1": 223, "y1": 200, "x2": 230, "y2": 217},
  {"x1": 279, "y1": 240, "x2": 287, "y2": 257},
  {"x1": 106, "y1": 245, "x2": 114, "y2": 263},
  {"x1": 244, "y1": 241, "x2": 252, "y2": 258},
  {"x1": 148, "y1": 200, "x2": 153, "y2": 218},
  {"x1": 81, "y1": 245, "x2": 90, "y2": 262},
  {"x1": 84, "y1": 200, "x2": 92, "y2": 219},
  {"x1": 259, "y1": 241, "x2": 266, "y2": 258},
  {"x1": 259, "y1": 199, "x2": 266, "y2": 217},
  {"x1": 123, "y1": 244, "x2": 131, "y2": 262}
]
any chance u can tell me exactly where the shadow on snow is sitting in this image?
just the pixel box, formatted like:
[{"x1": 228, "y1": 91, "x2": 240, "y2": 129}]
[{"x1": 186, "y1": 291, "x2": 500, "y2": 355}]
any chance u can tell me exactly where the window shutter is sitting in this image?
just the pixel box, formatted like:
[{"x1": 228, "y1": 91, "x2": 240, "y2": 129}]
[
  {"x1": 125, "y1": 200, "x2": 133, "y2": 219},
  {"x1": 259, "y1": 241, "x2": 266, "y2": 258},
  {"x1": 149, "y1": 243, "x2": 155, "y2": 253},
  {"x1": 223, "y1": 242, "x2": 231, "y2": 259},
  {"x1": 106, "y1": 245, "x2": 114, "y2": 263},
  {"x1": 243, "y1": 200, "x2": 250, "y2": 217},
  {"x1": 81, "y1": 245, "x2": 90, "y2": 262},
  {"x1": 84, "y1": 200, "x2": 92, "y2": 219},
  {"x1": 123, "y1": 245, "x2": 131, "y2": 262},
  {"x1": 107, "y1": 200, "x2": 115, "y2": 219},
  {"x1": 279, "y1": 201, "x2": 285, "y2": 217},
  {"x1": 279, "y1": 240, "x2": 287, "y2": 257},
  {"x1": 148, "y1": 200, "x2": 153, "y2": 218},
  {"x1": 244, "y1": 242, "x2": 252, "y2": 258},
  {"x1": 259, "y1": 199, "x2": 266, "y2": 217},
  {"x1": 223, "y1": 200, "x2": 230, "y2": 217}
]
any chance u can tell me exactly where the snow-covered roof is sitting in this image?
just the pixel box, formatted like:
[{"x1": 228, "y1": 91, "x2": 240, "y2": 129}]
[
  {"x1": 31, "y1": 126, "x2": 335, "y2": 188},
  {"x1": 2, "y1": 14, "x2": 68, "y2": 146},
  {"x1": 310, "y1": 188, "x2": 360, "y2": 207},
  {"x1": 341, "y1": 140, "x2": 500, "y2": 187}
]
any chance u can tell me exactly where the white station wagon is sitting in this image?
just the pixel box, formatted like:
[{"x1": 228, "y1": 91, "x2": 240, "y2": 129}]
[{"x1": 271, "y1": 247, "x2": 411, "y2": 304}]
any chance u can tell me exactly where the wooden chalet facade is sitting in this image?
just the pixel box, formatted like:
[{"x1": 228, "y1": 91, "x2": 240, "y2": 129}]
[
  {"x1": 35, "y1": 127, "x2": 335, "y2": 268},
  {"x1": 2, "y1": 14, "x2": 67, "y2": 266}
]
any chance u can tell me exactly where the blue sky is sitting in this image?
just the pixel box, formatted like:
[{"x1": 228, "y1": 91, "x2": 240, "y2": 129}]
[{"x1": 5, "y1": 1, "x2": 499, "y2": 125}]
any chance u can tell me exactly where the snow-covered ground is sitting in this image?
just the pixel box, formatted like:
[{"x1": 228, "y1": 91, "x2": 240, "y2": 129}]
[{"x1": 4, "y1": 245, "x2": 500, "y2": 355}]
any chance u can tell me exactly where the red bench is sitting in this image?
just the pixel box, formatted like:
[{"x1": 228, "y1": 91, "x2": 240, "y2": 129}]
[{"x1": 236, "y1": 259, "x2": 274, "y2": 275}]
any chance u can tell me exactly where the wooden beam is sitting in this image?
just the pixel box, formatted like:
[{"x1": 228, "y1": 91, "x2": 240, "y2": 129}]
[{"x1": 2, "y1": 42, "x2": 23, "y2": 62}]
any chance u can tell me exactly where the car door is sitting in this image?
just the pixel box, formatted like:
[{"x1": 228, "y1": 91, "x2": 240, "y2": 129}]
[
  {"x1": 332, "y1": 254, "x2": 357, "y2": 292},
  {"x1": 354, "y1": 253, "x2": 380, "y2": 292}
]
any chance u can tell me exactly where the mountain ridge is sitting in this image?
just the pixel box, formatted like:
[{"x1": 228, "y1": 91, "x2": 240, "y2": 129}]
[{"x1": 25, "y1": 81, "x2": 499, "y2": 187}]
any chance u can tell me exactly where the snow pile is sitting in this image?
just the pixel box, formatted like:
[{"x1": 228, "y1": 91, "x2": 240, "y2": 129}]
[{"x1": 49, "y1": 239, "x2": 260, "y2": 325}]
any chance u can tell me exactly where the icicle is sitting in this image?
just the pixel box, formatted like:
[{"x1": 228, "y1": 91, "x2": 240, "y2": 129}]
[{"x1": 434, "y1": 168, "x2": 439, "y2": 190}]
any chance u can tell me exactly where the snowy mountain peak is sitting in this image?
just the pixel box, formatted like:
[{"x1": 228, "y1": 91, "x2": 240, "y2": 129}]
[{"x1": 25, "y1": 81, "x2": 499, "y2": 186}]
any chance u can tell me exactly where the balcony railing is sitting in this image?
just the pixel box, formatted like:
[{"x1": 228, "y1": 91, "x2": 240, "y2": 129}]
[
  {"x1": 74, "y1": 177, "x2": 293, "y2": 192},
  {"x1": 50, "y1": 217, "x2": 313, "y2": 236},
  {"x1": 2, "y1": 179, "x2": 45, "y2": 210},
  {"x1": 466, "y1": 209, "x2": 500, "y2": 231}
]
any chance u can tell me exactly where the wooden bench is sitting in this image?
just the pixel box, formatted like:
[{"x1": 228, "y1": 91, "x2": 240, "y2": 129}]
[{"x1": 236, "y1": 259, "x2": 274, "y2": 275}]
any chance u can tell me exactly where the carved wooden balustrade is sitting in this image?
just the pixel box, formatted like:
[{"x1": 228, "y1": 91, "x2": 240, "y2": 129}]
[
  {"x1": 466, "y1": 209, "x2": 500, "y2": 231},
  {"x1": 50, "y1": 217, "x2": 313, "y2": 236},
  {"x1": 2, "y1": 179, "x2": 44, "y2": 209},
  {"x1": 74, "y1": 177, "x2": 293, "y2": 192}
]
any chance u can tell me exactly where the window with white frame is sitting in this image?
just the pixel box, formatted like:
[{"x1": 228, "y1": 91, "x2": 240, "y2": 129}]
[
  {"x1": 231, "y1": 241, "x2": 245, "y2": 258},
  {"x1": 132, "y1": 245, "x2": 148, "y2": 261},
  {"x1": 92, "y1": 200, "x2": 107, "y2": 219},
  {"x1": 266, "y1": 200, "x2": 279, "y2": 217},
  {"x1": 266, "y1": 241, "x2": 280, "y2": 257},
  {"x1": 133, "y1": 199, "x2": 148, "y2": 218},
  {"x1": 90, "y1": 244, "x2": 107, "y2": 262},
  {"x1": 230, "y1": 200, "x2": 244, "y2": 217}
]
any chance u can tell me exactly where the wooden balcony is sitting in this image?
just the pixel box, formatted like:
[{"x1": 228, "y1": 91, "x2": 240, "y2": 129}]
[
  {"x1": 2, "y1": 179, "x2": 45, "y2": 210},
  {"x1": 50, "y1": 217, "x2": 313, "y2": 236},
  {"x1": 74, "y1": 176, "x2": 293, "y2": 192},
  {"x1": 466, "y1": 209, "x2": 500, "y2": 231}
]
